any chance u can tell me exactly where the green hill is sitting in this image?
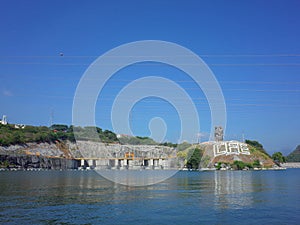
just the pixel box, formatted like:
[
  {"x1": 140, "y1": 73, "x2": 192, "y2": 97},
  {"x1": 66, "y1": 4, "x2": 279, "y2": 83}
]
[
  {"x1": 118, "y1": 135, "x2": 157, "y2": 145},
  {"x1": 286, "y1": 145, "x2": 300, "y2": 162},
  {"x1": 0, "y1": 124, "x2": 119, "y2": 146}
]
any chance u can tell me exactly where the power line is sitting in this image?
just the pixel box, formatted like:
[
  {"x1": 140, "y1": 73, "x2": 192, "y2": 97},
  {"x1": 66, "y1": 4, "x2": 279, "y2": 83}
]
[
  {"x1": 1, "y1": 62, "x2": 300, "y2": 66},
  {"x1": 2, "y1": 73, "x2": 300, "y2": 84},
  {"x1": 1, "y1": 54, "x2": 300, "y2": 58}
]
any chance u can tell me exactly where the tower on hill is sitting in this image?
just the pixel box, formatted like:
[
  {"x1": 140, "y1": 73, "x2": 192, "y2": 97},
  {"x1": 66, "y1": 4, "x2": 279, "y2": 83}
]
[{"x1": 214, "y1": 126, "x2": 223, "y2": 142}]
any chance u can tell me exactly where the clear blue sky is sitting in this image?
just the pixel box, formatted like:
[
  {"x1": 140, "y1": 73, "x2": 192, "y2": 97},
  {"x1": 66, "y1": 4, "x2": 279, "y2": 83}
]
[{"x1": 1, "y1": 0, "x2": 300, "y2": 155}]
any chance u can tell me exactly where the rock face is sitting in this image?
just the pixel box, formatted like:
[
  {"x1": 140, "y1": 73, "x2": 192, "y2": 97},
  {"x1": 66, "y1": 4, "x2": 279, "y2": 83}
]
[
  {"x1": 0, "y1": 141, "x2": 177, "y2": 170},
  {"x1": 69, "y1": 141, "x2": 176, "y2": 159},
  {"x1": 0, "y1": 155, "x2": 79, "y2": 170},
  {"x1": 0, "y1": 142, "x2": 65, "y2": 157}
]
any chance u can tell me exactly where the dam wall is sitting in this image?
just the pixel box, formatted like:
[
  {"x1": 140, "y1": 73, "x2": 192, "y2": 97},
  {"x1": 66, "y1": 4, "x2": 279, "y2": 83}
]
[{"x1": 0, "y1": 141, "x2": 178, "y2": 170}]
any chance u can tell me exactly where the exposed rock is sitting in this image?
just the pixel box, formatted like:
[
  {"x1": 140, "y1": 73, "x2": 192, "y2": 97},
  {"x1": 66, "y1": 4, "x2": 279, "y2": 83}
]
[
  {"x1": 0, "y1": 141, "x2": 177, "y2": 170},
  {"x1": 0, "y1": 155, "x2": 79, "y2": 169}
]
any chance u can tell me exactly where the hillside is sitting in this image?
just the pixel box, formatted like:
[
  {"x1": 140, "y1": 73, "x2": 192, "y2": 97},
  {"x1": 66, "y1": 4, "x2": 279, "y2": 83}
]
[
  {"x1": 210, "y1": 141, "x2": 274, "y2": 169},
  {"x1": 177, "y1": 140, "x2": 275, "y2": 170},
  {"x1": 0, "y1": 123, "x2": 277, "y2": 170},
  {"x1": 118, "y1": 135, "x2": 158, "y2": 145},
  {"x1": 286, "y1": 145, "x2": 300, "y2": 162},
  {"x1": 0, "y1": 124, "x2": 119, "y2": 146}
]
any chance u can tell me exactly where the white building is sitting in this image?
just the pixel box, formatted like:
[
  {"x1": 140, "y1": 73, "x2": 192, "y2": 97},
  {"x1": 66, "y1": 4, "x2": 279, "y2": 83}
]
[{"x1": 0, "y1": 115, "x2": 7, "y2": 125}]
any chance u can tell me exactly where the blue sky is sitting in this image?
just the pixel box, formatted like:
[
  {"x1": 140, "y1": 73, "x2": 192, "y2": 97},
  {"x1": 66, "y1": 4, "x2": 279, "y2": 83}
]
[{"x1": 1, "y1": 0, "x2": 300, "y2": 155}]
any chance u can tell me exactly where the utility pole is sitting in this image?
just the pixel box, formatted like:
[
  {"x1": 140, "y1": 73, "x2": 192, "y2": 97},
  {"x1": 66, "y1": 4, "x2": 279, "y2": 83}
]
[
  {"x1": 49, "y1": 108, "x2": 54, "y2": 127},
  {"x1": 196, "y1": 133, "x2": 201, "y2": 144},
  {"x1": 129, "y1": 110, "x2": 132, "y2": 134},
  {"x1": 242, "y1": 131, "x2": 245, "y2": 143}
]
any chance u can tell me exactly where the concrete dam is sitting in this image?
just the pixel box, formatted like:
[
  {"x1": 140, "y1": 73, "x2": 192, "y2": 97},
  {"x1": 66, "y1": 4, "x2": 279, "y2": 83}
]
[
  {"x1": 0, "y1": 141, "x2": 179, "y2": 170},
  {"x1": 70, "y1": 141, "x2": 179, "y2": 170}
]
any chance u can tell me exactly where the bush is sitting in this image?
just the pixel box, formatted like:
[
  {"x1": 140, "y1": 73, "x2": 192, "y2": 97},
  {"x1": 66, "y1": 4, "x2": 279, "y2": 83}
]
[
  {"x1": 245, "y1": 139, "x2": 270, "y2": 157},
  {"x1": 186, "y1": 148, "x2": 202, "y2": 170},
  {"x1": 253, "y1": 160, "x2": 261, "y2": 168},
  {"x1": 232, "y1": 161, "x2": 246, "y2": 170},
  {"x1": 272, "y1": 152, "x2": 286, "y2": 164}
]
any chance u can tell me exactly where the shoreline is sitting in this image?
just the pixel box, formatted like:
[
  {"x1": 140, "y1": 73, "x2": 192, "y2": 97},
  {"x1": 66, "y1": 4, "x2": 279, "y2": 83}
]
[{"x1": 281, "y1": 162, "x2": 300, "y2": 168}]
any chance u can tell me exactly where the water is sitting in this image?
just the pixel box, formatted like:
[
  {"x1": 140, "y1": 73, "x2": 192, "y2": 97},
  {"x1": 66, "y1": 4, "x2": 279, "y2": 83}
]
[{"x1": 0, "y1": 169, "x2": 300, "y2": 225}]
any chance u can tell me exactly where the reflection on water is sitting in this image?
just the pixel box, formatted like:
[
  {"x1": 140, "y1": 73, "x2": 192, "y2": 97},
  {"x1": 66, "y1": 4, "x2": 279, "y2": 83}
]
[
  {"x1": 99, "y1": 170, "x2": 178, "y2": 186},
  {"x1": 213, "y1": 171, "x2": 254, "y2": 209},
  {"x1": 0, "y1": 170, "x2": 299, "y2": 224}
]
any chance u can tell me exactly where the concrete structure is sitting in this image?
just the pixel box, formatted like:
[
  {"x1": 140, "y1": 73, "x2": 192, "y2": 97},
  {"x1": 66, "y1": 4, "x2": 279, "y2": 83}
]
[
  {"x1": 281, "y1": 162, "x2": 300, "y2": 168},
  {"x1": 14, "y1": 124, "x2": 26, "y2": 129},
  {"x1": 0, "y1": 115, "x2": 7, "y2": 125},
  {"x1": 77, "y1": 157, "x2": 173, "y2": 170},
  {"x1": 72, "y1": 141, "x2": 178, "y2": 170},
  {"x1": 214, "y1": 126, "x2": 223, "y2": 142}
]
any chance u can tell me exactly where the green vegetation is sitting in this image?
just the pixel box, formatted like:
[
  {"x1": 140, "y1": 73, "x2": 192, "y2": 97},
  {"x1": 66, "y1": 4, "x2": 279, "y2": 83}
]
[
  {"x1": 177, "y1": 150, "x2": 187, "y2": 161},
  {"x1": 160, "y1": 142, "x2": 178, "y2": 148},
  {"x1": 186, "y1": 148, "x2": 203, "y2": 170},
  {"x1": 118, "y1": 135, "x2": 157, "y2": 145},
  {"x1": 0, "y1": 160, "x2": 10, "y2": 168},
  {"x1": 253, "y1": 159, "x2": 261, "y2": 168},
  {"x1": 200, "y1": 155, "x2": 211, "y2": 168},
  {"x1": 176, "y1": 142, "x2": 192, "y2": 151},
  {"x1": 73, "y1": 126, "x2": 118, "y2": 143},
  {"x1": 286, "y1": 145, "x2": 300, "y2": 162},
  {"x1": 0, "y1": 124, "x2": 119, "y2": 146},
  {"x1": 231, "y1": 160, "x2": 253, "y2": 170},
  {"x1": 0, "y1": 124, "x2": 70, "y2": 146},
  {"x1": 50, "y1": 124, "x2": 69, "y2": 132},
  {"x1": 214, "y1": 160, "x2": 262, "y2": 170},
  {"x1": 176, "y1": 144, "x2": 205, "y2": 169},
  {"x1": 272, "y1": 152, "x2": 286, "y2": 164},
  {"x1": 245, "y1": 140, "x2": 270, "y2": 157},
  {"x1": 0, "y1": 123, "x2": 181, "y2": 147},
  {"x1": 118, "y1": 136, "x2": 180, "y2": 147},
  {"x1": 215, "y1": 162, "x2": 224, "y2": 170}
]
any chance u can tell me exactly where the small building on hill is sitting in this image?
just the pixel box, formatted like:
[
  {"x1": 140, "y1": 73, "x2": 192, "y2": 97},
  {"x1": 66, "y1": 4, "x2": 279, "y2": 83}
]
[{"x1": 0, "y1": 115, "x2": 7, "y2": 125}]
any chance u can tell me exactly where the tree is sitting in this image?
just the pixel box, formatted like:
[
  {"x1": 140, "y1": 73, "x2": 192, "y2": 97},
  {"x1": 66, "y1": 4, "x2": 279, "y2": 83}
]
[
  {"x1": 12, "y1": 132, "x2": 25, "y2": 144},
  {"x1": 186, "y1": 148, "x2": 202, "y2": 170},
  {"x1": 177, "y1": 151, "x2": 187, "y2": 160},
  {"x1": 245, "y1": 139, "x2": 270, "y2": 157},
  {"x1": 286, "y1": 145, "x2": 300, "y2": 162},
  {"x1": 50, "y1": 124, "x2": 68, "y2": 132},
  {"x1": 272, "y1": 152, "x2": 286, "y2": 164},
  {"x1": 245, "y1": 140, "x2": 263, "y2": 149},
  {"x1": 253, "y1": 159, "x2": 261, "y2": 168},
  {"x1": 102, "y1": 130, "x2": 119, "y2": 143},
  {"x1": 160, "y1": 142, "x2": 177, "y2": 148},
  {"x1": 232, "y1": 160, "x2": 246, "y2": 170}
]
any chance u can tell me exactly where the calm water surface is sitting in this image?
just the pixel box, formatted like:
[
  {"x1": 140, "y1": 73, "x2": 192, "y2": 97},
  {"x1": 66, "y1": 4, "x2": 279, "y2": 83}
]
[{"x1": 0, "y1": 169, "x2": 300, "y2": 224}]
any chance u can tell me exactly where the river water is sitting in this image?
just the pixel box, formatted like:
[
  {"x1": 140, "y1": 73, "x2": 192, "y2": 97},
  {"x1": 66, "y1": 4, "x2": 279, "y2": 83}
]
[{"x1": 0, "y1": 169, "x2": 299, "y2": 224}]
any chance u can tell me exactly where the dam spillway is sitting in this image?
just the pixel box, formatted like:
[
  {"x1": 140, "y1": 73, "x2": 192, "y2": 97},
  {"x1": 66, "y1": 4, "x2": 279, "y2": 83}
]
[{"x1": 71, "y1": 141, "x2": 178, "y2": 170}]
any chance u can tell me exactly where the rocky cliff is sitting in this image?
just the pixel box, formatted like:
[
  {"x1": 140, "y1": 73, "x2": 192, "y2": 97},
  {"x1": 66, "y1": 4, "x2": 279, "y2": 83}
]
[
  {"x1": 0, "y1": 141, "x2": 176, "y2": 170},
  {"x1": 0, "y1": 155, "x2": 79, "y2": 170}
]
